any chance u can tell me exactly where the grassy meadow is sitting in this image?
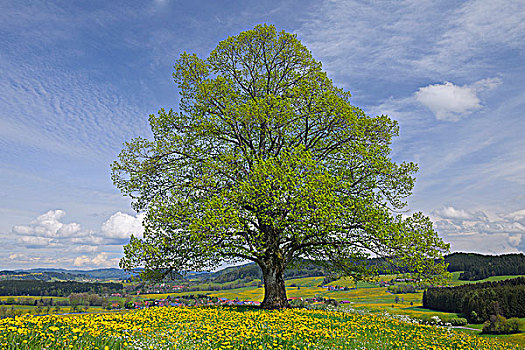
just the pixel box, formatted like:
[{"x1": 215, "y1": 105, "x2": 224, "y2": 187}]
[
  {"x1": 1, "y1": 305, "x2": 521, "y2": 349},
  {"x1": 2, "y1": 273, "x2": 524, "y2": 348},
  {"x1": 137, "y1": 274, "x2": 525, "y2": 347}
]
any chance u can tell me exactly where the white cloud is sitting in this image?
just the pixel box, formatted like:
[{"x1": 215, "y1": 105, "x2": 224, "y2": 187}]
[
  {"x1": 70, "y1": 235, "x2": 104, "y2": 245},
  {"x1": 72, "y1": 245, "x2": 99, "y2": 253},
  {"x1": 445, "y1": 232, "x2": 523, "y2": 255},
  {"x1": 507, "y1": 210, "x2": 525, "y2": 221},
  {"x1": 433, "y1": 206, "x2": 473, "y2": 220},
  {"x1": 4, "y1": 209, "x2": 143, "y2": 269},
  {"x1": 73, "y1": 252, "x2": 119, "y2": 268},
  {"x1": 101, "y1": 212, "x2": 145, "y2": 239},
  {"x1": 10, "y1": 209, "x2": 144, "y2": 248},
  {"x1": 509, "y1": 234, "x2": 522, "y2": 247},
  {"x1": 432, "y1": 206, "x2": 525, "y2": 254},
  {"x1": 12, "y1": 209, "x2": 88, "y2": 238},
  {"x1": 92, "y1": 252, "x2": 116, "y2": 266},
  {"x1": 57, "y1": 222, "x2": 82, "y2": 236},
  {"x1": 16, "y1": 236, "x2": 53, "y2": 248},
  {"x1": 73, "y1": 255, "x2": 92, "y2": 267},
  {"x1": 5, "y1": 252, "x2": 75, "y2": 267},
  {"x1": 415, "y1": 78, "x2": 501, "y2": 121}
]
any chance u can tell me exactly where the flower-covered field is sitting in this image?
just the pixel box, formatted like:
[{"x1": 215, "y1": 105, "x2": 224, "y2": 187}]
[{"x1": 0, "y1": 306, "x2": 518, "y2": 349}]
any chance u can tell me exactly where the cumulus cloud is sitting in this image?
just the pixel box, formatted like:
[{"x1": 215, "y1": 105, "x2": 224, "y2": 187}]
[
  {"x1": 72, "y1": 255, "x2": 92, "y2": 267},
  {"x1": 16, "y1": 236, "x2": 53, "y2": 248},
  {"x1": 4, "y1": 209, "x2": 144, "y2": 269},
  {"x1": 11, "y1": 209, "x2": 94, "y2": 249},
  {"x1": 10, "y1": 209, "x2": 145, "y2": 250},
  {"x1": 509, "y1": 234, "x2": 522, "y2": 247},
  {"x1": 432, "y1": 206, "x2": 525, "y2": 254},
  {"x1": 415, "y1": 78, "x2": 501, "y2": 121},
  {"x1": 507, "y1": 210, "x2": 525, "y2": 221},
  {"x1": 13, "y1": 209, "x2": 87, "y2": 239},
  {"x1": 432, "y1": 206, "x2": 473, "y2": 220},
  {"x1": 101, "y1": 212, "x2": 145, "y2": 239},
  {"x1": 72, "y1": 245, "x2": 99, "y2": 253},
  {"x1": 73, "y1": 252, "x2": 119, "y2": 268}
]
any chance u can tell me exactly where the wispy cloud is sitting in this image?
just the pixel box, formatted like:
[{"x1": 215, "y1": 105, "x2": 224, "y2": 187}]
[
  {"x1": 299, "y1": 0, "x2": 525, "y2": 87},
  {"x1": 416, "y1": 0, "x2": 525, "y2": 75},
  {"x1": 297, "y1": 0, "x2": 452, "y2": 91},
  {"x1": 0, "y1": 58, "x2": 150, "y2": 159}
]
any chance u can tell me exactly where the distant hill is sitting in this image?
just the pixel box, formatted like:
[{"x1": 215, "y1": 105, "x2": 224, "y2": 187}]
[
  {"x1": 445, "y1": 252, "x2": 525, "y2": 280},
  {"x1": 190, "y1": 259, "x2": 328, "y2": 284},
  {"x1": 193, "y1": 253, "x2": 525, "y2": 284},
  {"x1": 0, "y1": 270, "x2": 85, "y2": 281},
  {"x1": 0, "y1": 279, "x2": 123, "y2": 296},
  {"x1": 0, "y1": 268, "x2": 132, "y2": 282},
  {"x1": 2, "y1": 252, "x2": 523, "y2": 284}
]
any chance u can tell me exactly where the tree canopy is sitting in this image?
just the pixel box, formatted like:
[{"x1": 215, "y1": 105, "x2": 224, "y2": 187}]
[{"x1": 112, "y1": 24, "x2": 449, "y2": 308}]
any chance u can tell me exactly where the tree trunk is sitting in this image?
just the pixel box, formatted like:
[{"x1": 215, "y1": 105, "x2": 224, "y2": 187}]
[{"x1": 260, "y1": 258, "x2": 289, "y2": 309}]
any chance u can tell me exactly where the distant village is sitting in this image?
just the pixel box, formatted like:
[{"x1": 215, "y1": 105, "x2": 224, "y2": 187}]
[
  {"x1": 115, "y1": 294, "x2": 351, "y2": 310},
  {"x1": 111, "y1": 278, "x2": 425, "y2": 310}
]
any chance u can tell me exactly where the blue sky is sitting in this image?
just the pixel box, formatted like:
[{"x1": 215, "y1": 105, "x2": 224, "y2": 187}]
[{"x1": 1, "y1": 0, "x2": 524, "y2": 270}]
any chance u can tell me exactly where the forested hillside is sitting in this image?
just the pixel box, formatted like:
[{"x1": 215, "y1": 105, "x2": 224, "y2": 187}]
[
  {"x1": 0, "y1": 268, "x2": 131, "y2": 281},
  {"x1": 2, "y1": 253, "x2": 523, "y2": 286},
  {"x1": 423, "y1": 277, "x2": 525, "y2": 322},
  {"x1": 0, "y1": 270, "x2": 84, "y2": 281},
  {"x1": 445, "y1": 253, "x2": 525, "y2": 280},
  {"x1": 0, "y1": 280, "x2": 123, "y2": 296},
  {"x1": 209, "y1": 260, "x2": 326, "y2": 284},
  {"x1": 209, "y1": 253, "x2": 525, "y2": 283}
]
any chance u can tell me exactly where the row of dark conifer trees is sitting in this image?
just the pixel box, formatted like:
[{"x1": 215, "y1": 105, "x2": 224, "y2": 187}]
[{"x1": 423, "y1": 277, "x2": 525, "y2": 322}]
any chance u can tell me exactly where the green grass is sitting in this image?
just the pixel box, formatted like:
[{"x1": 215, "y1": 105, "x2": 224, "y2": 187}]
[
  {"x1": 139, "y1": 275, "x2": 524, "y2": 347},
  {"x1": 285, "y1": 276, "x2": 324, "y2": 287},
  {"x1": 3, "y1": 274, "x2": 524, "y2": 347}
]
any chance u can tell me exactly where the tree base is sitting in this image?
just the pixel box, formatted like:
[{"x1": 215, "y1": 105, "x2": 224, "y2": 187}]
[{"x1": 260, "y1": 299, "x2": 289, "y2": 309}]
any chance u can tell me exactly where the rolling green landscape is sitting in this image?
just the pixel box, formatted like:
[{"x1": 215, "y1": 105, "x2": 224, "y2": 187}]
[
  {"x1": 1, "y1": 273, "x2": 524, "y2": 348},
  {"x1": 3, "y1": 4, "x2": 525, "y2": 349},
  {"x1": 2, "y1": 253, "x2": 525, "y2": 348},
  {"x1": 138, "y1": 274, "x2": 525, "y2": 347}
]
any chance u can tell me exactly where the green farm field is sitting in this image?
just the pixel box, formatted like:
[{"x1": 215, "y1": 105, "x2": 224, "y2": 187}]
[{"x1": 448, "y1": 272, "x2": 525, "y2": 285}]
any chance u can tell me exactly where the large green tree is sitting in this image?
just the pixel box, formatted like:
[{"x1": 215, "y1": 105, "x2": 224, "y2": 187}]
[{"x1": 112, "y1": 24, "x2": 449, "y2": 309}]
